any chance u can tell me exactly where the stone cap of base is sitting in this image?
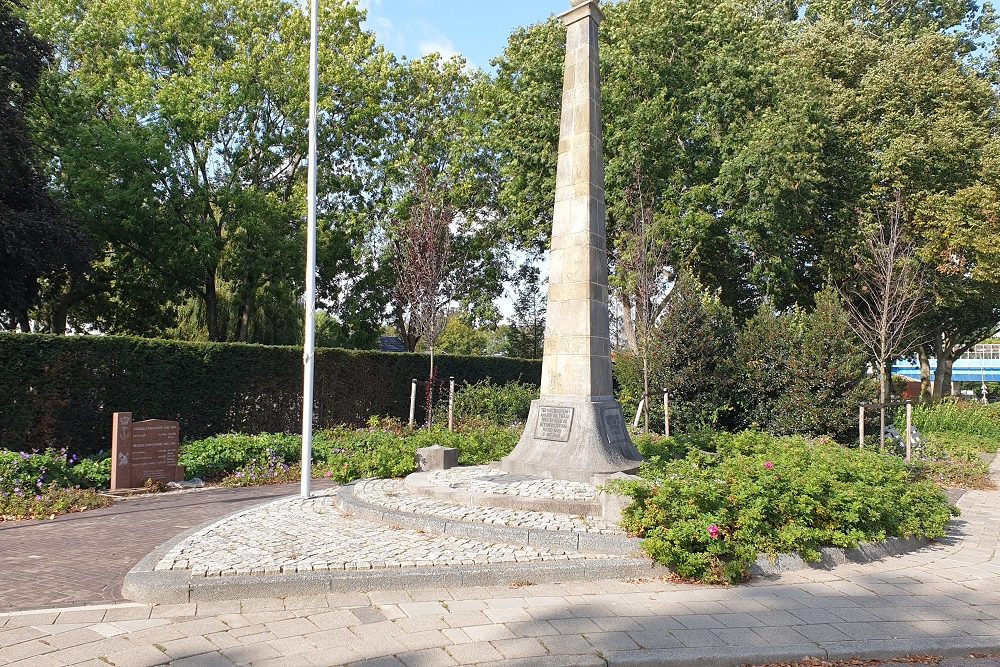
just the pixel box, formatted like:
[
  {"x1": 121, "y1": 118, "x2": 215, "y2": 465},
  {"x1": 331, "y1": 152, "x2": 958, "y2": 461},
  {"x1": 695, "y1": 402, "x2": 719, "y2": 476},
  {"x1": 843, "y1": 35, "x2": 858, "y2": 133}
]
[{"x1": 560, "y1": 0, "x2": 603, "y2": 26}]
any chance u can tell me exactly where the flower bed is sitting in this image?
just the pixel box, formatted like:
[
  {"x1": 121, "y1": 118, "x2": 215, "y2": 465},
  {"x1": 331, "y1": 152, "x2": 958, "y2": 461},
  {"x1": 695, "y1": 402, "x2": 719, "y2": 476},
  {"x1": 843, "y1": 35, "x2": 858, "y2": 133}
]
[
  {"x1": 611, "y1": 431, "x2": 957, "y2": 584},
  {"x1": 0, "y1": 448, "x2": 111, "y2": 520}
]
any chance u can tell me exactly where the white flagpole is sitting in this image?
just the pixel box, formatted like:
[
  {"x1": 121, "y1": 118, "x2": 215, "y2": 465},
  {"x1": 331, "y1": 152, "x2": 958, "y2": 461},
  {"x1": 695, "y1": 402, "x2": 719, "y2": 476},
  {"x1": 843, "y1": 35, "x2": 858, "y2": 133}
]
[{"x1": 300, "y1": 0, "x2": 319, "y2": 499}]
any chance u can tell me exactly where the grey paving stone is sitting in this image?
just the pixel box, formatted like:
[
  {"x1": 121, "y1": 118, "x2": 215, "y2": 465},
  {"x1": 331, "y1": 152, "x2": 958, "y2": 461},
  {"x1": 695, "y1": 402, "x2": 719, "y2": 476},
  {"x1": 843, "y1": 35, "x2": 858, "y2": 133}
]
[{"x1": 444, "y1": 640, "x2": 504, "y2": 664}]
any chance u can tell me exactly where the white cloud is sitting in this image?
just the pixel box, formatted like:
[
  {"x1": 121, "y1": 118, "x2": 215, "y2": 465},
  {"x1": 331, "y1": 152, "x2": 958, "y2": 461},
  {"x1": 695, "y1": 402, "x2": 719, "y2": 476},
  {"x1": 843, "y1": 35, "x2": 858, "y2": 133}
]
[
  {"x1": 361, "y1": 8, "x2": 468, "y2": 65},
  {"x1": 417, "y1": 37, "x2": 459, "y2": 60}
]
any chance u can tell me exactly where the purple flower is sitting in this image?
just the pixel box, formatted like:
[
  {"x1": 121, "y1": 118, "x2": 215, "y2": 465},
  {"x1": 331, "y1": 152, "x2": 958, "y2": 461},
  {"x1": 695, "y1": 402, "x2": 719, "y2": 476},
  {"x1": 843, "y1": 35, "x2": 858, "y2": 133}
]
[
  {"x1": 707, "y1": 524, "x2": 720, "y2": 539},
  {"x1": 35, "y1": 495, "x2": 42, "y2": 501},
  {"x1": 764, "y1": 461, "x2": 774, "y2": 470}
]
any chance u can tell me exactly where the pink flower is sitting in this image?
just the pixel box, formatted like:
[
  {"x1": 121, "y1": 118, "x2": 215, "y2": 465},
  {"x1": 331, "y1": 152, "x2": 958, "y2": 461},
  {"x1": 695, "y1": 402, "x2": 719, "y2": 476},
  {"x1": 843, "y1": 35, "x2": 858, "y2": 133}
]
[
  {"x1": 323, "y1": 471, "x2": 333, "y2": 478},
  {"x1": 707, "y1": 524, "x2": 720, "y2": 539},
  {"x1": 764, "y1": 461, "x2": 775, "y2": 470}
]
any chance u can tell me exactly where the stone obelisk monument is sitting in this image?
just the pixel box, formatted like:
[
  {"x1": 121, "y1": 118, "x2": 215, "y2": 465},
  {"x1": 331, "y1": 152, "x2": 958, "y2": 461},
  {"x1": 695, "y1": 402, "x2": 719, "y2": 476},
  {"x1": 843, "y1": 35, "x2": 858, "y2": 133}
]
[{"x1": 500, "y1": 0, "x2": 643, "y2": 482}]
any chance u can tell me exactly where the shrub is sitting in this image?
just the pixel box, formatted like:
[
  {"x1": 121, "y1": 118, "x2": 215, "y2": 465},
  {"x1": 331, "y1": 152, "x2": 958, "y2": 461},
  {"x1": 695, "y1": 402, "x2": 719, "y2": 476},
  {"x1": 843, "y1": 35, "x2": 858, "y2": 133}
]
[
  {"x1": 0, "y1": 333, "x2": 541, "y2": 456},
  {"x1": 615, "y1": 271, "x2": 739, "y2": 432},
  {"x1": 735, "y1": 289, "x2": 871, "y2": 441},
  {"x1": 319, "y1": 429, "x2": 418, "y2": 483},
  {"x1": 179, "y1": 433, "x2": 302, "y2": 480},
  {"x1": 434, "y1": 380, "x2": 538, "y2": 428},
  {"x1": 0, "y1": 449, "x2": 113, "y2": 520},
  {"x1": 220, "y1": 451, "x2": 300, "y2": 487},
  {"x1": 613, "y1": 431, "x2": 957, "y2": 584},
  {"x1": 70, "y1": 456, "x2": 112, "y2": 489},
  {"x1": 180, "y1": 425, "x2": 522, "y2": 485},
  {"x1": 1, "y1": 484, "x2": 111, "y2": 521}
]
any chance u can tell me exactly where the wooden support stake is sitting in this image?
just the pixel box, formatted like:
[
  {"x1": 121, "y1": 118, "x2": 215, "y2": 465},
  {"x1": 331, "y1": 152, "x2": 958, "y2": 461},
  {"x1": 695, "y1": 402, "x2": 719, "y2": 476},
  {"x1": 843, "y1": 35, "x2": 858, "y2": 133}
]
[
  {"x1": 448, "y1": 376, "x2": 455, "y2": 432},
  {"x1": 633, "y1": 398, "x2": 645, "y2": 430},
  {"x1": 663, "y1": 389, "x2": 670, "y2": 438},
  {"x1": 905, "y1": 400, "x2": 913, "y2": 462},
  {"x1": 859, "y1": 404, "x2": 865, "y2": 448},
  {"x1": 409, "y1": 379, "x2": 417, "y2": 429}
]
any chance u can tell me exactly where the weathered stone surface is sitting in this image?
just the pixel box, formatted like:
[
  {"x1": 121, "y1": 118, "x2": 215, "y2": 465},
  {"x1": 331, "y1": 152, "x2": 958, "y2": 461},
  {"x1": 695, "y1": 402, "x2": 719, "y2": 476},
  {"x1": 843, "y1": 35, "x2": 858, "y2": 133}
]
[
  {"x1": 415, "y1": 446, "x2": 458, "y2": 472},
  {"x1": 501, "y1": 0, "x2": 641, "y2": 481}
]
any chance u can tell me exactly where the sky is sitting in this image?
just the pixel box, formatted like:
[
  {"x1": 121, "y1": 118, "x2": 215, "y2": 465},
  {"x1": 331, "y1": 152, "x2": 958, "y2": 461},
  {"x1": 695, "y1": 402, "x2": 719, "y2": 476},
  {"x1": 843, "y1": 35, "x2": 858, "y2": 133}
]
[{"x1": 359, "y1": 0, "x2": 570, "y2": 70}]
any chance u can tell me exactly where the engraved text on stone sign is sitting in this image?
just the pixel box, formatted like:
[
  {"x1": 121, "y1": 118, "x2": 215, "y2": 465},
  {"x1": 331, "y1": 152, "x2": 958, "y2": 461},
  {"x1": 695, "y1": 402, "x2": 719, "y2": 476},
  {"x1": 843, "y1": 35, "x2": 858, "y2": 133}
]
[{"x1": 534, "y1": 406, "x2": 574, "y2": 442}]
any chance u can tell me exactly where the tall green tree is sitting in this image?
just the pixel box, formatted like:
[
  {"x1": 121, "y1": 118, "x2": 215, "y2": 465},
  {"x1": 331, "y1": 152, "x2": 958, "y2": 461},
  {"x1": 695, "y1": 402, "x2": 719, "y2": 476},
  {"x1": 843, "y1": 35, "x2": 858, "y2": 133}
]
[
  {"x1": 26, "y1": 0, "x2": 391, "y2": 341},
  {"x1": 0, "y1": 0, "x2": 90, "y2": 331}
]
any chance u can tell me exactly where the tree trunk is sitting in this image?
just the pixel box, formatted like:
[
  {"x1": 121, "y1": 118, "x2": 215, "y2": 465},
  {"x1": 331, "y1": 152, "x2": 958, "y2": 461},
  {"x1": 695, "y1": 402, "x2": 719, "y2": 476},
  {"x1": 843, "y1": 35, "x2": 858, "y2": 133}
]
[
  {"x1": 17, "y1": 310, "x2": 30, "y2": 333},
  {"x1": 205, "y1": 272, "x2": 220, "y2": 342},
  {"x1": 936, "y1": 357, "x2": 955, "y2": 398},
  {"x1": 237, "y1": 280, "x2": 256, "y2": 343},
  {"x1": 879, "y1": 360, "x2": 888, "y2": 448},
  {"x1": 620, "y1": 293, "x2": 639, "y2": 353},
  {"x1": 918, "y1": 346, "x2": 932, "y2": 403},
  {"x1": 642, "y1": 353, "x2": 650, "y2": 434}
]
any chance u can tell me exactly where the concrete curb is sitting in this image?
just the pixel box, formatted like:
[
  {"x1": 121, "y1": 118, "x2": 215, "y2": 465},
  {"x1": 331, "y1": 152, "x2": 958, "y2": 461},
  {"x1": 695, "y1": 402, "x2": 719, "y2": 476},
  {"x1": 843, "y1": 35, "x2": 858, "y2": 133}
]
[
  {"x1": 596, "y1": 636, "x2": 1000, "y2": 667},
  {"x1": 337, "y1": 481, "x2": 644, "y2": 557},
  {"x1": 751, "y1": 535, "x2": 932, "y2": 575},
  {"x1": 405, "y1": 471, "x2": 600, "y2": 517}
]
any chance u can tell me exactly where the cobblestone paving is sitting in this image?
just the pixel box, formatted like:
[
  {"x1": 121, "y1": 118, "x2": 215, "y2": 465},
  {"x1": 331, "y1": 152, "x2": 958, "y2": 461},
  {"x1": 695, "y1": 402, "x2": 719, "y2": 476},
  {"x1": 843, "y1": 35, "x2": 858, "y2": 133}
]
[
  {"x1": 156, "y1": 490, "x2": 622, "y2": 576},
  {"x1": 424, "y1": 466, "x2": 596, "y2": 501},
  {"x1": 352, "y1": 478, "x2": 619, "y2": 533}
]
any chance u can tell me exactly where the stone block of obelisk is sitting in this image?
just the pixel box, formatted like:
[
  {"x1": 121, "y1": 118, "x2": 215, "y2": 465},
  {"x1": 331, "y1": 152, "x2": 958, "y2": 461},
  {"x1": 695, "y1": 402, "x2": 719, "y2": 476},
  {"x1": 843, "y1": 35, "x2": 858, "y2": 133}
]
[{"x1": 500, "y1": 0, "x2": 643, "y2": 483}]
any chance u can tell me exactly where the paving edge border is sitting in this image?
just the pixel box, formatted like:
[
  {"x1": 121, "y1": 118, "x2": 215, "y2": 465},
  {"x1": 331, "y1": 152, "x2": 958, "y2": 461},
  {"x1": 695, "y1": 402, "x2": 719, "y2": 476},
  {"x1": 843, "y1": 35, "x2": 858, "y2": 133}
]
[
  {"x1": 594, "y1": 637, "x2": 1000, "y2": 667},
  {"x1": 337, "y1": 481, "x2": 643, "y2": 556},
  {"x1": 751, "y1": 535, "x2": 932, "y2": 575},
  {"x1": 121, "y1": 493, "x2": 667, "y2": 604}
]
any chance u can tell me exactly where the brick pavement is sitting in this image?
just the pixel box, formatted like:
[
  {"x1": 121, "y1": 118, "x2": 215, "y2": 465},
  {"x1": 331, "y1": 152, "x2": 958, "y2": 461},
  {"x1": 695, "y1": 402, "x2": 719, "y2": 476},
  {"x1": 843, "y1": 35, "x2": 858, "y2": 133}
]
[{"x1": 0, "y1": 482, "x2": 333, "y2": 612}]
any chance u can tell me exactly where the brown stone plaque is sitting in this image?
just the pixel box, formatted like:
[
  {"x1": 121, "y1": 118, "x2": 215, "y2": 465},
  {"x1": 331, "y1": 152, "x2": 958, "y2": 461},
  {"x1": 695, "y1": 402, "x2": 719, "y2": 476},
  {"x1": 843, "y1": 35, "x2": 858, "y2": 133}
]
[
  {"x1": 110, "y1": 412, "x2": 183, "y2": 489},
  {"x1": 534, "y1": 406, "x2": 573, "y2": 442}
]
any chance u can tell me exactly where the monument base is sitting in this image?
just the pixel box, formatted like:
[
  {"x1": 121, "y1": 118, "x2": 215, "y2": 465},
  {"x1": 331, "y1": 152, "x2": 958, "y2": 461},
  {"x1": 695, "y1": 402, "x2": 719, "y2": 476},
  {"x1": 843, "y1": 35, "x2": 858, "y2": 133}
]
[{"x1": 499, "y1": 397, "x2": 643, "y2": 482}]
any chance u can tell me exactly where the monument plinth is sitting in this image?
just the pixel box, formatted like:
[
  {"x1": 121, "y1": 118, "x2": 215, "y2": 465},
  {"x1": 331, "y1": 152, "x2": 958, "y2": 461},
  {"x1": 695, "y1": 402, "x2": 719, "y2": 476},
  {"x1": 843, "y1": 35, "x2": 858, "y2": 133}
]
[{"x1": 500, "y1": 0, "x2": 643, "y2": 482}]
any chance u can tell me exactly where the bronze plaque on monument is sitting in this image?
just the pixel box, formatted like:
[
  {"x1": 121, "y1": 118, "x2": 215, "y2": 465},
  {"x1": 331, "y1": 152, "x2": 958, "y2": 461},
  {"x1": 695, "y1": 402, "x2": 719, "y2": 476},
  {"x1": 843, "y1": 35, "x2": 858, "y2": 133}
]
[
  {"x1": 534, "y1": 406, "x2": 573, "y2": 442},
  {"x1": 111, "y1": 412, "x2": 184, "y2": 489}
]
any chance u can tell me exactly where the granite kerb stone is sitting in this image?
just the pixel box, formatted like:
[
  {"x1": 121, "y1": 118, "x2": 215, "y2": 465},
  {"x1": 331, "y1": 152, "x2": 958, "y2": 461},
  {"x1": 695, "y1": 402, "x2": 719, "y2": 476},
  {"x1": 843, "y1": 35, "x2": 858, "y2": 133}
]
[
  {"x1": 752, "y1": 535, "x2": 932, "y2": 575},
  {"x1": 338, "y1": 481, "x2": 642, "y2": 557},
  {"x1": 602, "y1": 636, "x2": 1000, "y2": 667}
]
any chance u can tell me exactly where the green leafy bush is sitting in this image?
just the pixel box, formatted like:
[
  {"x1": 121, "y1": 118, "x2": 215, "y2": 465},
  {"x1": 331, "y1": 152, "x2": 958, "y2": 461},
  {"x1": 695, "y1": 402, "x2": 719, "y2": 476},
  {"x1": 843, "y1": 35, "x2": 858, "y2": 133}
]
[
  {"x1": 1, "y1": 484, "x2": 111, "y2": 520},
  {"x1": 179, "y1": 433, "x2": 302, "y2": 480},
  {"x1": 614, "y1": 431, "x2": 957, "y2": 584},
  {"x1": 220, "y1": 451, "x2": 300, "y2": 487},
  {"x1": 320, "y1": 429, "x2": 418, "y2": 483},
  {"x1": 434, "y1": 380, "x2": 538, "y2": 427},
  {"x1": 181, "y1": 426, "x2": 521, "y2": 484},
  {"x1": 70, "y1": 456, "x2": 112, "y2": 489},
  {"x1": 0, "y1": 448, "x2": 77, "y2": 494},
  {"x1": 0, "y1": 449, "x2": 113, "y2": 520}
]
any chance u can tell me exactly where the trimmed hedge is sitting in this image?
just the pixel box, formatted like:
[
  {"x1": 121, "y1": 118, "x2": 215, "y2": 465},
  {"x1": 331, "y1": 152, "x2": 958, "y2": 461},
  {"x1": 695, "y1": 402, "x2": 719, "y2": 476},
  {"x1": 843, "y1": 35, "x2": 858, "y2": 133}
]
[{"x1": 0, "y1": 334, "x2": 540, "y2": 456}]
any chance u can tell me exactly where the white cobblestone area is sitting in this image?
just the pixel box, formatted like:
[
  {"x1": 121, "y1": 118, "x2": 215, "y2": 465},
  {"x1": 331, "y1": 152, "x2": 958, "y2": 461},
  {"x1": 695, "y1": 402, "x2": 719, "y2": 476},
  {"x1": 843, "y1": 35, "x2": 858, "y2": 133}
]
[
  {"x1": 353, "y1": 478, "x2": 620, "y2": 534},
  {"x1": 425, "y1": 466, "x2": 596, "y2": 501},
  {"x1": 155, "y1": 490, "x2": 621, "y2": 576}
]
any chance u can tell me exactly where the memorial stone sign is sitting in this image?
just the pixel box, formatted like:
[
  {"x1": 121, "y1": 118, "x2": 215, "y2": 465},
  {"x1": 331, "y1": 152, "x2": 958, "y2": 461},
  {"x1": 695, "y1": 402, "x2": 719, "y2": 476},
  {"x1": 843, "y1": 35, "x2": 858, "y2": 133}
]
[
  {"x1": 534, "y1": 407, "x2": 574, "y2": 442},
  {"x1": 110, "y1": 412, "x2": 184, "y2": 489}
]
